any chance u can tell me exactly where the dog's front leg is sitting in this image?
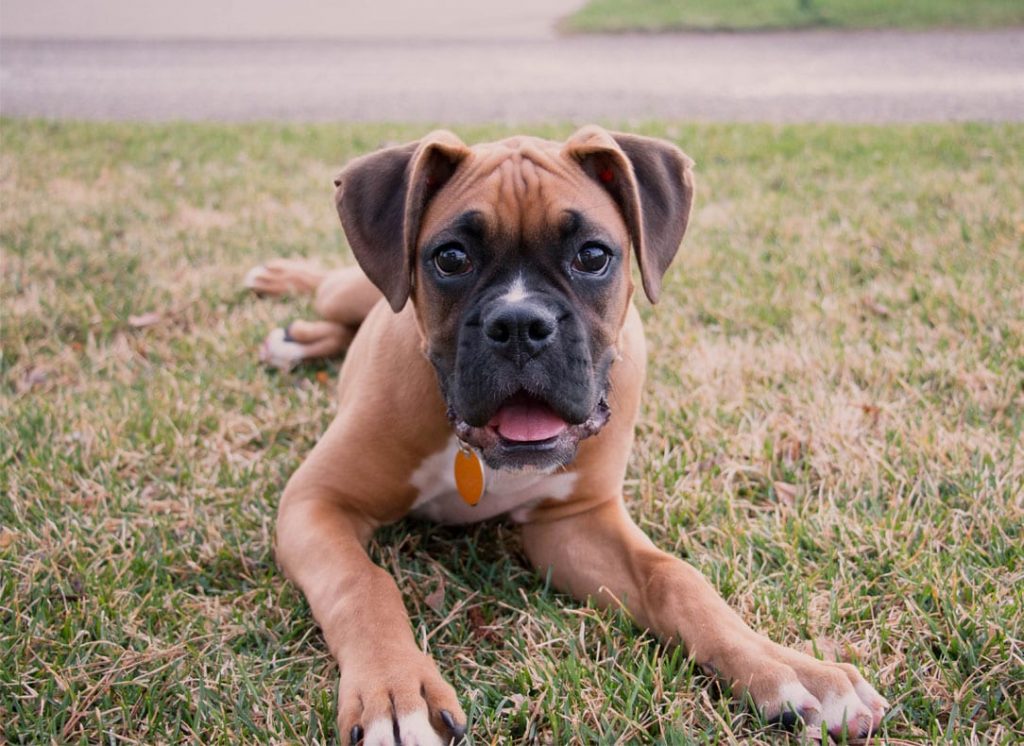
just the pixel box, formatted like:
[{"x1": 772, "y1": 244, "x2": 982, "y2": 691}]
[
  {"x1": 522, "y1": 499, "x2": 887, "y2": 740},
  {"x1": 277, "y1": 493, "x2": 466, "y2": 745}
]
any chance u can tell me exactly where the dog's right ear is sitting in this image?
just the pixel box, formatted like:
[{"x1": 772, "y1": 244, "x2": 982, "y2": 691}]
[{"x1": 334, "y1": 131, "x2": 470, "y2": 312}]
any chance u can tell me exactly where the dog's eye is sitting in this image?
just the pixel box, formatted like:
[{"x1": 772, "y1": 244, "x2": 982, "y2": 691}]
[
  {"x1": 433, "y1": 244, "x2": 473, "y2": 276},
  {"x1": 572, "y1": 244, "x2": 611, "y2": 274}
]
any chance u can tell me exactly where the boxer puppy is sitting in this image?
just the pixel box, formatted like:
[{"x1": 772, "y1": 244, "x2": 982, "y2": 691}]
[{"x1": 246, "y1": 126, "x2": 888, "y2": 744}]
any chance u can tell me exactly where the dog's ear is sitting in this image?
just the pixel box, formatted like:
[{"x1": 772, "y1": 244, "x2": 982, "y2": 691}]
[
  {"x1": 562, "y1": 126, "x2": 695, "y2": 303},
  {"x1": 334, "y1": 131, "x2": 470, "y2": 311}
]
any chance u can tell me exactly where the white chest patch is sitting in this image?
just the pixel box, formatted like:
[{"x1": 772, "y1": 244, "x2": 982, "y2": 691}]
[{"x1": 409, "y1": 435, "x2": 577, "y2": 524}]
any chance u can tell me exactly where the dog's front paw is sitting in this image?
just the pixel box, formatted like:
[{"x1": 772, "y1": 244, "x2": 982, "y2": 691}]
[
  {"x1": 338, "y1": 651, "x2": 466, "y2": 746},
  {"x1": 732, "y1": 640, "x2": 888, "y2": 740}
]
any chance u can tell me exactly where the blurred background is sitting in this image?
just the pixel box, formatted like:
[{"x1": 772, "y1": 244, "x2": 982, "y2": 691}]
[{"x1": 4, "y1": 0, "x2": 1023, "y2": 122}]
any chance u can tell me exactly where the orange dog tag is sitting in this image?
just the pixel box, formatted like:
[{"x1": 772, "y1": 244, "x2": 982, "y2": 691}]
[{"x1": 454, "y1": 446, "x2": 485, "y2": 506}]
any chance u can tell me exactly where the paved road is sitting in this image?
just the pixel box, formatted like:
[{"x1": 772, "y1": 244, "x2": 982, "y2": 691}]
[{"x1": 2, "y1": 26, "x2": 1022, "y2": 123}]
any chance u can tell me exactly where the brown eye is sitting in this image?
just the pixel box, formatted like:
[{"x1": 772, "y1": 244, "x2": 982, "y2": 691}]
[
  {"x1": 433, "y1": 244, "x2": 472, "y2": 276},
  {"x1": 572, "y1": 244, "x2": 611, "y2": 274}
]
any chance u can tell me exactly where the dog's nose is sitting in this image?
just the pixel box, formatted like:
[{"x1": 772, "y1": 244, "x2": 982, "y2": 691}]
[{"x1": 483, "y1": 302, "x2": 557, "y2": 360}]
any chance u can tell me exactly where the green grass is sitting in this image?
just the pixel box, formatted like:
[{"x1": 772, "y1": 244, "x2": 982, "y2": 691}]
[
  {"x1": 565, "y1": 0, "x2": 1024, "y2": 33},
  {"x1": 2, "y1": 119, "x2": 1023, "y2": 744}
]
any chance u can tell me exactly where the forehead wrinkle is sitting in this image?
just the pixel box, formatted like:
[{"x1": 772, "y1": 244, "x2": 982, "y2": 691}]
[
  {"x1": 496, "y1": 159, "x2": 519, "y2": 233},
  {"x1": 421, "y1": 140, "x2": 622, "y2": 246},
  {"x1": 481, "y1": 154, "x2": 540, "y2": 241},
  {"x1": 512, "y1": 146, "x2": 594, "y2": 238}
]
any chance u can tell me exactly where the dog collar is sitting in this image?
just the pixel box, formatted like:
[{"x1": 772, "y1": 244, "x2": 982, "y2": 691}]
[{"x1": 454, "y1": 441, "x2": 486, "y2": 506}]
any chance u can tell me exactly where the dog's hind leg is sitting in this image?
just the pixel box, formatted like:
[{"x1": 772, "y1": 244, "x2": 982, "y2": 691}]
[
  {"x1": 259, "y1": 320, "x2": 355, "y2": 370},
  {"x1": 246, "y1": 258, "x2": 381, "y2": 323},
  {"x1": 312, "y1": 265, "x2": 382, "y2": 329},
  {"x1": 244, "y1": 258, "x2": 328, "y2": 298},
  {"x1": 254, "y1": 265, "x2": 383, "y2": 369}
]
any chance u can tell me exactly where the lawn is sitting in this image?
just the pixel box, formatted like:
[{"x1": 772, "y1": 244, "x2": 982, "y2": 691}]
[
  {"x1": 2, "y1": 120, "x2": 1022, "y2": 744},
  {"x1": 564, "y1": 0, "x2": 1024, "y2": 33}
]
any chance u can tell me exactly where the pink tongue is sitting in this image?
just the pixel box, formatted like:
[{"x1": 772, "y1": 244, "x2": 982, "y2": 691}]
[{"x1": 490, "y1": 400, "x2": 568, "y2": 442}]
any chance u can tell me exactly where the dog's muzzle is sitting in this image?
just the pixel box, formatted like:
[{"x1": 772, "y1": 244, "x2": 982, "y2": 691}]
[{"x1": 442, "y1": 291, "x2": 612, "y2": 471}]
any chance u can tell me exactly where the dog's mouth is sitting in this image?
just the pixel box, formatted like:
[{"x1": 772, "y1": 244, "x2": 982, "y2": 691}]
[
  {"x1": 486, "y1": 391, "x2": 570, "y2": 442},
  {"x1": 449, "y1": 390, "x2": 610, "y2": 471}
]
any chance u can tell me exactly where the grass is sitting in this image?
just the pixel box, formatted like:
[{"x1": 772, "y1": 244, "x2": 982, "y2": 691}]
[
  {"x1": 1, "y1": 119, "x2": 1023, "y2": 744},
  {"x1": 564, "y1": 0, "x2": 1024, "y2": 33}
]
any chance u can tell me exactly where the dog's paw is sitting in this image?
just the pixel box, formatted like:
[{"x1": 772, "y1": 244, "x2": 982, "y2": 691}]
[
  {"x1": 243, "y1": 258, "x2": 323, "y2": 297},
  {"x1": 338, "y1": 652, "x2": 466, "y2": 746},
  {"x1": 259, "y1": 327, "x2": 306, "y2": 370},
  {"x1": 737, "y1": 641, "x2": 887, "y2": 740}
]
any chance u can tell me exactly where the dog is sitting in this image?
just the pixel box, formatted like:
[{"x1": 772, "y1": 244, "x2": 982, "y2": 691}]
[{"x1": 246, "y1": 126, "x2": 888, "y2": 744}]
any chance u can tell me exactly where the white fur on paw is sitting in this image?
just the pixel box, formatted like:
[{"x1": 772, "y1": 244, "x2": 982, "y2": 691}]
[
  {"x1": 397, "y1": 711, "x2": 444, "y2": 746},
  {"x1": 772, "y1": 680, "x2": 822, "y2": 727},
  {"x1": 775, "y1": 680, "x2": 821, "y2": 709},
  {"x1": 820, "y1": 690, "x2": 874, "y2": 736},
  {"x1": 853, "y1": 678, "x2": 888, "y2": 730},
  {"x1": 362, "y1": 712, "x2": 442, "y2": 746},
  {"x1": 243, "y1": 265, "x2": 268, "y2": 290},
  {"x1": 259, "y1": 328, "x2": 305, "y2": 370},
  {"x1": 854, "y1": 678, "x2": 888, "y2": 710},
  {"x1": 363, "y1": 717, "x2": 396, "y2": 746}
]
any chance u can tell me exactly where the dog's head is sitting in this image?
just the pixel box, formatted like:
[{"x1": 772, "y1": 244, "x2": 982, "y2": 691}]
[{"x1": 334, "y1": 126, "x2": 694, "y2": 471}]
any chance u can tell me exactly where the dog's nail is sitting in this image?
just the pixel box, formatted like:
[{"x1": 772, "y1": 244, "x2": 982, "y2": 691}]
[
  {"x1": 440, "y1": 710, "x2": 466, "y2": 740},
  {"x1": 349, "y1": 724, "x2": 363, "y2": 744},
  {"x1": 772, "y1": 709, "x2": 800, "y2": 728},
  {"x1": 283, "y1": 324, "x2": 296, "y2": 343},
  {"x1": 769, "y1": 698, "x2": 820, "y2": 731}
]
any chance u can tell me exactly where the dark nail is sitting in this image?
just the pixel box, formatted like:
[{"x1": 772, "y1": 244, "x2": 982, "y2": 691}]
[
  {"x1": 349, "y1": 724, "x2": 363, "y2": 744},
  {"x1": 772, "y1": 709, "x2": 800, "y2": 729},
  {"x1": 283, "y1": 324, "x2": 296, "y2": 343},
  {"x1": 440, "y1": 710, "x2": 466, "y2": 741}
]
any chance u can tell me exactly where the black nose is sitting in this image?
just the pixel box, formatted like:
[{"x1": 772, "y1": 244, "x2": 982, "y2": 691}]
[{"x1": 483, "y1": 302, "x2": 557, "y2": 360}]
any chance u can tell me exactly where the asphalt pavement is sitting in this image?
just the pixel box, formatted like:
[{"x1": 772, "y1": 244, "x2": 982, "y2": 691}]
[{"x1": 1, "y1": 0, "x2": 1022, "y2": 123}]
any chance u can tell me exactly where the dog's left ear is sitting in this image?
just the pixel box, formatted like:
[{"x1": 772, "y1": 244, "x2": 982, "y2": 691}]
[
  {"x1": 562, "y1": 126, "x2": 695, "y2": 303},
  {"x1": 334, "y1": 131, "x2": 471, "y2": 312}
]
